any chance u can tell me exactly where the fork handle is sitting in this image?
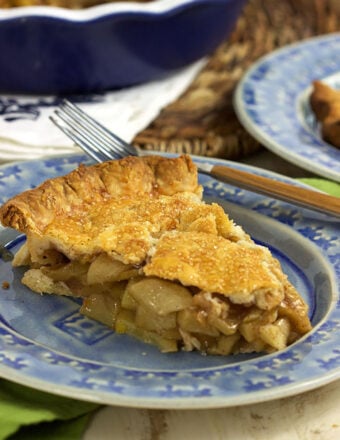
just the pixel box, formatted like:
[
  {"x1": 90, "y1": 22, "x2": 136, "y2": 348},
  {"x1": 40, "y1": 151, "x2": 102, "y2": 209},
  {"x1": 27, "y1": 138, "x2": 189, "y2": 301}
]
[{"x1": 208, "y1": 165, "x2": 340, "y2": 219}]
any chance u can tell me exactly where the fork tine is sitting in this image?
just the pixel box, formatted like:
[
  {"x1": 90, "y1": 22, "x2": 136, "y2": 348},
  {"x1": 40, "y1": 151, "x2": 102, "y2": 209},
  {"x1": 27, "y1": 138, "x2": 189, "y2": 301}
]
[
  {"x1": 59, "y1": 102, "x2": 132, "y2": 159},
  {"x1": 53, "y1": 108, "x2": 120, "y2": 160},
  {"x1": 50, "y1": 115, "x2": 106, "y2": 163},
  {"x1": 58, "y1": 105, "x2": 128, "y2": 159},
  {"x1": 61, "y1": 100, "x2": 137, "y2": 157},
  {"x1": 50, "y1": 113, "x2": 123, "y2": 163}
]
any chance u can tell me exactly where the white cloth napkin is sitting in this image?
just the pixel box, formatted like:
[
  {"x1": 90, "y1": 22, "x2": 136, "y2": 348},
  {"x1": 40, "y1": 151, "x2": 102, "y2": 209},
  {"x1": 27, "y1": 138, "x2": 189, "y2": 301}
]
[{"x1": 0, "y1": 60, "x2": 205, "y2": 162}]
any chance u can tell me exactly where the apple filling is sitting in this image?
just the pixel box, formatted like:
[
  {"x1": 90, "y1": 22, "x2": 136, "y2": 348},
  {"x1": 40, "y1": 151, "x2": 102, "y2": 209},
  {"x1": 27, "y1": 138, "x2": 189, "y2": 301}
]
[{"x1": 15, "y1": 242, "x2": 311, "y2": 354}]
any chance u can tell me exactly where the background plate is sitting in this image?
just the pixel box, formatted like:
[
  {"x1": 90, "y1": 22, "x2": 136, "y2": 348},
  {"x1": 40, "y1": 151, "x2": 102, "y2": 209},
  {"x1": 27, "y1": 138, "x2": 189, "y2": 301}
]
[
  {"x1": 234, "y1": 34, "x2": 340, "y2": 182},
  {"x1": 0, "y1": 154, "x2": 339, "y2": 409}
]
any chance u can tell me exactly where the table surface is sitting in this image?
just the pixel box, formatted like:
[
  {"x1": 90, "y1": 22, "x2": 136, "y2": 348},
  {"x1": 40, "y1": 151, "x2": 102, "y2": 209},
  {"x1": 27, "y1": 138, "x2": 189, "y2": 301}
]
[{"x1": 81, "y1": 150, "x2": 339, "y2": 440}]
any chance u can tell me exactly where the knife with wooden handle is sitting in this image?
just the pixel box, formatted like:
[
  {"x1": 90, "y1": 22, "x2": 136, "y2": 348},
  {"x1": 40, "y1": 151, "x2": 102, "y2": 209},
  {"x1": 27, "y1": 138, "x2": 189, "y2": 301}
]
[{"x1": 198, "y1": 162, "x2": 340, "y2": 219}]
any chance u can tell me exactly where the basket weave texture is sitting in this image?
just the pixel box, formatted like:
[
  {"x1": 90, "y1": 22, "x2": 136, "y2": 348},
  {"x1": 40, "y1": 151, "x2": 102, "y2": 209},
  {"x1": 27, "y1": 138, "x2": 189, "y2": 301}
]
[{"x1": 133, "y1": 0, "x2": 340, "y2": 159}]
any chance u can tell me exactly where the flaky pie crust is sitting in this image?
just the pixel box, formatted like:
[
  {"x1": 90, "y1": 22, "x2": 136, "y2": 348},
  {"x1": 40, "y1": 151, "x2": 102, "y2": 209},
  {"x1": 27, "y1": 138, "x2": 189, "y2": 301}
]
[{"x1": 0, "y1": 154, "x2": 312, "y2": 354}]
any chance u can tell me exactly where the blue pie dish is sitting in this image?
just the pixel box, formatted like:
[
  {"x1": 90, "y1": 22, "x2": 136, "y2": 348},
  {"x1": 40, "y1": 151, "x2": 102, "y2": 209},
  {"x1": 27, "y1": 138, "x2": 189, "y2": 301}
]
[{"x1": 0, "y1": 0, "x2": 247, "y2": 94}]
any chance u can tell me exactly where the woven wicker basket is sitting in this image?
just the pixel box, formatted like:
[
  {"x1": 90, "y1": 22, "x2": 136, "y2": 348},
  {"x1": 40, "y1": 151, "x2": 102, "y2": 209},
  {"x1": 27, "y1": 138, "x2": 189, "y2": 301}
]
[{"x1": 133, "y1": 0, "x2": 340, "y2": 159}]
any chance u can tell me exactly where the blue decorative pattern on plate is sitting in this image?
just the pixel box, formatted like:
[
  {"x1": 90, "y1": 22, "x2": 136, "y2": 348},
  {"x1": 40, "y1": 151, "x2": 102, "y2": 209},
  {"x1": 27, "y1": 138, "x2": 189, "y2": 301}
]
[
  {"x1": 0, "y1": 154, "x2": 339, "y2": 408},
  {"x1": 234, "y1": 34, "x2": 340, "y2": 182}
]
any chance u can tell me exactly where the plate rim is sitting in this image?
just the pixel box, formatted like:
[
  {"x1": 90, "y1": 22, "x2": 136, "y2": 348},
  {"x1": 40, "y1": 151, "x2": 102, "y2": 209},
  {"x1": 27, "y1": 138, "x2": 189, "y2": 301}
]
[
  {"x1": 233, "y1": 33, "x2": 340, "y2": 183},
  {"x1": 0, "y1": 153, "x2": 339, "y2": 409}
]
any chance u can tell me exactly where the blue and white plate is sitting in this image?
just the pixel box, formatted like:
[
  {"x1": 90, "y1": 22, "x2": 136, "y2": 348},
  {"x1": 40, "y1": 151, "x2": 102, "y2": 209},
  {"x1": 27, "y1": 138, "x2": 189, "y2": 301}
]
[
  {"x1": 234, "y1": 34, "x2": 340, "y2": 182},
  {"x1": 0, "y1": 154, "x2": 339, "y2": 409}
]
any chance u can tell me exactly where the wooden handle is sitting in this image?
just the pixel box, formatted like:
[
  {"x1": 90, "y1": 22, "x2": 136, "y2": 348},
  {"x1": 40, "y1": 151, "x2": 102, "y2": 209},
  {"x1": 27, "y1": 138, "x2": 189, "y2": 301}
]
[{"x1": 210, "y1": 165, "x2": 340, "y2": 219}]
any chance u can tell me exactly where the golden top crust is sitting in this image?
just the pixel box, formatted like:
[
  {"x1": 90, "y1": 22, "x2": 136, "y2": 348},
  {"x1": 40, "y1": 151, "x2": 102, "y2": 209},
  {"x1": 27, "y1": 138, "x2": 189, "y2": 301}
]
[
  {"x1": 0, "y1": 154, "x2": 299, "y2": 311},
  {"x1": 1, "y1": 154, "x2": 244, "y2": 265},
  {"x1": 25, "y1": 191, "x2": 246, "y2": 265},
  {"x1": 0, "y1": 155, "x2": 202, "y2": 235},
  {"x1": 144, "y1": 231, "x2": 285, "y2": 309}
]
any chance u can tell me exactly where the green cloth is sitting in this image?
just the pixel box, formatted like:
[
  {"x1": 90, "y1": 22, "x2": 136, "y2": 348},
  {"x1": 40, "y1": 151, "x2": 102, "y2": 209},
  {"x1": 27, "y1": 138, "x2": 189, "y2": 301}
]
[
  {"x1": 0, "y1": 177, "x2": 338, "y2": 440},
  {"x1": 298, "y1": 178, "x2": 340, "y2": 197},
  {"x1": 0, "y1": 380, "x2": 99, "y2": 440}
]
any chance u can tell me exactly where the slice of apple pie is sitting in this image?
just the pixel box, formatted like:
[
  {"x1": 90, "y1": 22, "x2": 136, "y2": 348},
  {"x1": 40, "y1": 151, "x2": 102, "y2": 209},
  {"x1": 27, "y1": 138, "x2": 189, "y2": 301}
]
[{"x1": 0, "y1": 155, "x2": 312, "y2": 354}]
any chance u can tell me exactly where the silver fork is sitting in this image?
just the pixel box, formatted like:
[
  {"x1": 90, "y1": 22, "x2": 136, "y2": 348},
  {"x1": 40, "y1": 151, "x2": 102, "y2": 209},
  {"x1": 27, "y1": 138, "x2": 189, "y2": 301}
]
[{"x1": 50, "y1": 100, "x2": 340, "y2": 219}]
